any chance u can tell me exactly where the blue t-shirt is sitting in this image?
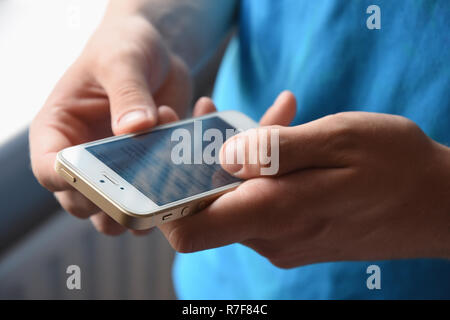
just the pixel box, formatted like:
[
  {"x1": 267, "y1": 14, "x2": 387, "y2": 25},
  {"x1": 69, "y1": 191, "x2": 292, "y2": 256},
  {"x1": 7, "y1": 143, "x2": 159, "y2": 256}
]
[{"x1": 173, "y1": 0, "x2": 450, "y2": 299}]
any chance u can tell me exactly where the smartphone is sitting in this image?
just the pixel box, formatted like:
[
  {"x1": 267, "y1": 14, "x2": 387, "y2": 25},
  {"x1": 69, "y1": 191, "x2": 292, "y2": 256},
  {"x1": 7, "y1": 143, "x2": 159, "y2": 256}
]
[{"x1": 55, "y1": 111, "x2": 257, "y2": 230}]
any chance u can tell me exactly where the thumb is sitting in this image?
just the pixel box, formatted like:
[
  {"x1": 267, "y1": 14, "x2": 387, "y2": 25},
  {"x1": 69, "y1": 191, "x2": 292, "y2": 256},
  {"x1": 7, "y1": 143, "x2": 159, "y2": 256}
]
[
  {"x1": 220, "y1": 118, "x2": 352, "y2": 179},
  {"x1": 102, "y1": 65, "x2": 159, "y2": 135},
  {"x1": 219, "y1": 125, "x2": 286, "y2": 178},
  {"x1": 219, "y1": 90, "x2": 298, "y2": 178}
]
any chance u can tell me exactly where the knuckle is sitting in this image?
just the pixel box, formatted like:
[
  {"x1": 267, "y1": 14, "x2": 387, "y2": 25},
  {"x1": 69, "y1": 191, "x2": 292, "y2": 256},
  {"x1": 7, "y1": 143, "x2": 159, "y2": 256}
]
[
  {"x1": 328, "y1": 112, "x2": 358, "y2": 138},
  {"x1": 322, "y1": 112, "x2": 362, "y2": 152},
  {"x1": 390, "y1": 116, "x2": 429, "y2": 149},
  {"x1": 113, "y1": 81, "x2": 146, "y2": 102},
  {"x1": 97, "y1": 46, "x2": 143, "y2": 76}
]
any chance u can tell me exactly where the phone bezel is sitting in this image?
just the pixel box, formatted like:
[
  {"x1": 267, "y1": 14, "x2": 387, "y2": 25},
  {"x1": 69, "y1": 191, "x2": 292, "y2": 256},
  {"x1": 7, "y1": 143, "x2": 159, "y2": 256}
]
[{"x1": 57, "y1": 111, "x2": 258, "y2": 216}]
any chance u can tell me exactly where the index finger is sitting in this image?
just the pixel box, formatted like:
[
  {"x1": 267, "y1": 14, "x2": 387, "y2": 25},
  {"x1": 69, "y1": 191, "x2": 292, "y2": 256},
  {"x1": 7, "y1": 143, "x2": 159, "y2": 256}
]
[
  {"x1": 158, "y1": 177, "x2": 277, "y2": 252},
  {"x1": 29, "y1": 115, "x2": 75, "y2": 192},
  {"x1": 29, "y1": 63, "x2": 109, "y2": 192}
]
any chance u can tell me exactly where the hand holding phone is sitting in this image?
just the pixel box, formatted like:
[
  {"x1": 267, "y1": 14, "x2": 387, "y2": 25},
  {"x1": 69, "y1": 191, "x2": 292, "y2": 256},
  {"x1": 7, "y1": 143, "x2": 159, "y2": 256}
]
[
  {"x1": 32, "y1": 90, "x2": 296, "y2": 236},
  {"x1": 55, "y1": 111, "x2": 258, "y2": 230}
]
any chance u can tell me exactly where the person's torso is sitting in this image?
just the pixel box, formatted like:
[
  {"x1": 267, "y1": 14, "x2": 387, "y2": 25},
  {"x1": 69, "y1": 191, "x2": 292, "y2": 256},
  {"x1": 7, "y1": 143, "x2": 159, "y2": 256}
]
[{"x1": 173, "y1": 0, "x2": 450, "y2": 299}]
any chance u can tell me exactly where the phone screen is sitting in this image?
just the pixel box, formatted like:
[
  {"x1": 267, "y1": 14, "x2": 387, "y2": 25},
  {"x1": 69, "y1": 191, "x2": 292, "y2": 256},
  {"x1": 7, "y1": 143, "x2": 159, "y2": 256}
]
[{"x1": 86, "y1": 116, "x2": 240, "y2": 205}]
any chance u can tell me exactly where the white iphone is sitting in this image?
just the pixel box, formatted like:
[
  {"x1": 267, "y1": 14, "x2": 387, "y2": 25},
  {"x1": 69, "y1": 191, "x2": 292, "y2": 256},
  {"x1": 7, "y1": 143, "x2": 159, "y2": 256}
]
[{"x1": 55, "y1": 111, "x2": 258, "y2": 230}]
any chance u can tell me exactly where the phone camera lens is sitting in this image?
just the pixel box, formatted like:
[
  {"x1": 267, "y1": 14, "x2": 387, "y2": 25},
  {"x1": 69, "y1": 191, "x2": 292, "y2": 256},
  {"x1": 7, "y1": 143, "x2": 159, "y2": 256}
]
[
  {"x1": 99, "y1": 179, "x2": 105, "y2": 183},
  {"x1": 120, "y1": 187, "x2": 124, "y2": 190}
]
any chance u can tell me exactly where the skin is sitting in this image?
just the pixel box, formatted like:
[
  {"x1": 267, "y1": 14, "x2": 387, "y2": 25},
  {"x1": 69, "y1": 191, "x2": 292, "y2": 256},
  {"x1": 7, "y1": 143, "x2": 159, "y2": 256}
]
[
  {"x1": 29, "y1": 3, "x2": 193, "y2": 236},
  {"x1": 30, "y1": 0, "x2": 237, "y2": 236},
  {"x1": 30, "y1": 1, "x2": 450, "y2": 265},
  {"x1": 160, "y1": 91, "x2": 450, "y2": 267}
]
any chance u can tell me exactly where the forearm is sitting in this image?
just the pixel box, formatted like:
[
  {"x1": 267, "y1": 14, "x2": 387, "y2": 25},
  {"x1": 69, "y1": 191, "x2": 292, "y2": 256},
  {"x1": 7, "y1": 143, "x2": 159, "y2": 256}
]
[{"x1": 106, "y1": 0, "x2": 238, "y2": 72}]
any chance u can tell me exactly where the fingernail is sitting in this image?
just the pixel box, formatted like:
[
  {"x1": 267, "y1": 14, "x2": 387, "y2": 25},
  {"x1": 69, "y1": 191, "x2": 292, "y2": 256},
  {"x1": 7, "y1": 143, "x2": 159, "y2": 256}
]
[
  {"x1": 221, "y1": 138, "x2": 243, "y2": 175},
  {"x1": 117, "y1": 109, "x2": 149, "y2": 127}
]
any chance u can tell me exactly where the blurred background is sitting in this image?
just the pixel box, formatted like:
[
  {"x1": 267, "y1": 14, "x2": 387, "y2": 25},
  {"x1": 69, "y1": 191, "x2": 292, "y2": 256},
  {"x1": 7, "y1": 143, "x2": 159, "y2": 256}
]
[{"x1": 0, "y1": 0, "x2": 186, "y2": 299}]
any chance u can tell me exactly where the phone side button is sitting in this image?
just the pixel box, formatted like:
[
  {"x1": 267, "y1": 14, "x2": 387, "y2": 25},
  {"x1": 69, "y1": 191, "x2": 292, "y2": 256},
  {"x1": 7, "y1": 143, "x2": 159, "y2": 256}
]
[
  {"x1": 59, "y1": 168, "x2": 76, "y2": 183},
  {"x1": 162, "y1": 213, "x2": 173, "y2": 221},
  {"x1": 180, "y1": 207, "x2": 190, "y2": 216}
]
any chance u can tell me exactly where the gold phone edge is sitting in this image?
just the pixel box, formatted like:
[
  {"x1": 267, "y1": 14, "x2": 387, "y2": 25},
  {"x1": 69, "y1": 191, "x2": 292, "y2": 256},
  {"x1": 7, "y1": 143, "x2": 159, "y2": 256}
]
[{"x1": 54, "y1": 155, "x2": 238, "y2": 230}]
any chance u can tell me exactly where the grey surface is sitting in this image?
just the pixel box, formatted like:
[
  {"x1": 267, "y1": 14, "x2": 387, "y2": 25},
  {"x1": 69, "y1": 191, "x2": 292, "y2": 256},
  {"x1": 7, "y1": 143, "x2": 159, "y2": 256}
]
[
  {"x1": 0, "y1": 129, "x2": 60, "y2": 254},
  {"x1": 0, "y1": 61, "x2": 225, "y2": 298},
  {"x1": 0, "y1": 210, "x2": 176, "y2": 299},
  {"x1": 0, "y1": 0, "x2": 232, "y2": 300},
  {"x1": 0, "y1": 129, "x2": 177, "y2": 299}
]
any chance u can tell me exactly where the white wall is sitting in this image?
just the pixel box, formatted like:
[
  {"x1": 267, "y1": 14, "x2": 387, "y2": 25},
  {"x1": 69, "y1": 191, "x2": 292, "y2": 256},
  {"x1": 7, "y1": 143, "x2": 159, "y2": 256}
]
[{"x1": 0, "y1": 0, "x2": 108, "y2": 145}]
